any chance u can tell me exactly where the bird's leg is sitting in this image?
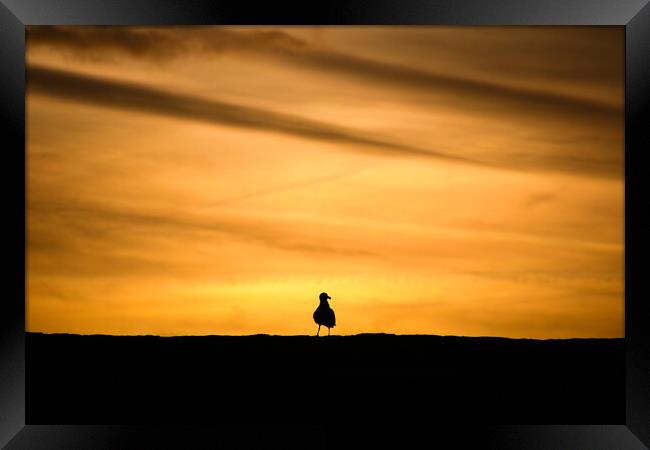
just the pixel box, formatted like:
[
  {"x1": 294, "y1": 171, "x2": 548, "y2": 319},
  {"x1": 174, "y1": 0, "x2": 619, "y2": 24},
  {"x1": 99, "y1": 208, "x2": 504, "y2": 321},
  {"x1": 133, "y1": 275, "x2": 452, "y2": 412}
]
[
  {"x1": 328, "y1": 327, "x2": 331, "y2": 336},
  {"x1": 316, "y1": 325, "x2": 321, "y2": 336}
]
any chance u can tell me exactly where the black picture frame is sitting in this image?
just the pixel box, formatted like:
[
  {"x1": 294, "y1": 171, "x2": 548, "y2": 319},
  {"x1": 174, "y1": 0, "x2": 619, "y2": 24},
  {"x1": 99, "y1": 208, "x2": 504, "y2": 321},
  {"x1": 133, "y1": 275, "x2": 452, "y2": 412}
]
[{"x1": 1, "y1": 1, "x2": 649, "y2": 448}]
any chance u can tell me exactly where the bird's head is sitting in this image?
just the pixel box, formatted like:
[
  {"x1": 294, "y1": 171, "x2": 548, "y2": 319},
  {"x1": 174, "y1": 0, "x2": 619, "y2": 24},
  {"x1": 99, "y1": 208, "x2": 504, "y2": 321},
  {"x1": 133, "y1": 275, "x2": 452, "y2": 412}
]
[{"x1": 319, "y1": 292, "x2": 331, "y2": 302}]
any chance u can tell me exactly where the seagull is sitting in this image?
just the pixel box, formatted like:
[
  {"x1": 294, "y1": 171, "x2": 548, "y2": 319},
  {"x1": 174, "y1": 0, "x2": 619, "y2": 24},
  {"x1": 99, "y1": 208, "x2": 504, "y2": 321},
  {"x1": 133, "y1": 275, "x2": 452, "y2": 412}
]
[{"x1": 313, "y1": 292, "x2": 336, "y2": 336}]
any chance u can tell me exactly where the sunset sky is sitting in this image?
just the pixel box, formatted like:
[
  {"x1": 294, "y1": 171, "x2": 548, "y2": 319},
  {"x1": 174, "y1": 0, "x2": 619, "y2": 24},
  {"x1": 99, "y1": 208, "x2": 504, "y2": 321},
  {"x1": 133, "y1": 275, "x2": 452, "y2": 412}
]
[{"x1": 26, "y1": 26, "x2": 624, "y2": 338}]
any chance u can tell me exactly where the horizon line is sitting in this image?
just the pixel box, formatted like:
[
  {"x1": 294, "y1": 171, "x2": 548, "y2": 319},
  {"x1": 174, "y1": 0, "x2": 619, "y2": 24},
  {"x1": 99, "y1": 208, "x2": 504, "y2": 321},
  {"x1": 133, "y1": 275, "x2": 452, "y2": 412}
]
[{"x1": 25, "y1": 331, "x2": 623, "y2": 341}]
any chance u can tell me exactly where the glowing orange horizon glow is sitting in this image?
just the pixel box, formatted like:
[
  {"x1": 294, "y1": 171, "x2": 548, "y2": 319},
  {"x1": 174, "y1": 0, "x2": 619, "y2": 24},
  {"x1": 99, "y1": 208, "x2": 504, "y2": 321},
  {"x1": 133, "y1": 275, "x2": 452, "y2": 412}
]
[{"x1": 26, "y1": 26, "x2": 623, "y2": 338}]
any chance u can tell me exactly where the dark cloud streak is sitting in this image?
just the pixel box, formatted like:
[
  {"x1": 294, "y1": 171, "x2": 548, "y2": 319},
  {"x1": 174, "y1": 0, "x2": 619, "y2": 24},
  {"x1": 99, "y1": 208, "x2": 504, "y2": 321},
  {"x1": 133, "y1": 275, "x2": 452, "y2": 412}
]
[
  {"x1": 279, "y1": 48, "x2": 620, "y2": 124},
  {"x1": 521, "y1": 192, "x2": 557, "y2": 208},
  {"x1": 27, "y1": 64, "x2": 483, "y2": 166},
  {"x1": 27, "y1": 64, "x2": 621, "y2": 178},
  {"x1": 28, "y1": 26, "x2": 621, "y2": 124},
  {"x1": 27, "y1": 26, "x2": 306, "y2": 60}
]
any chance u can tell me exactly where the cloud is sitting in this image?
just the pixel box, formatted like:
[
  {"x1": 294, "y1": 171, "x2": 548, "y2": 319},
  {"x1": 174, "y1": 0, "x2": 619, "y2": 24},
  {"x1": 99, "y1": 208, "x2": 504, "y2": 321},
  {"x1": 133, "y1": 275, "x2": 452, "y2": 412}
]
[
  {"x1": 201, "y1": 164, "x2": 374, "y2": 209},
  {"x1": 28, "y1": 198, "x2": 377, "y2": 266},
  {"x1": 27, "y1": 26, "x2": 306, "y2": 61},
  {"x1": 283, "y1": 48, "x2": 620, "y2": 124},
  {"x1": 27, "y1": 26, "x2": 620, "y2": 125},
  {"x1": 28, "y1": 64, "x2": 621, "y2": 178},
  {"x1": 26, "y1": 64, "x2": 483, "y2": 166},
  {"x1": 521, "y1": 192, "x2": 557, "y2": 208}
]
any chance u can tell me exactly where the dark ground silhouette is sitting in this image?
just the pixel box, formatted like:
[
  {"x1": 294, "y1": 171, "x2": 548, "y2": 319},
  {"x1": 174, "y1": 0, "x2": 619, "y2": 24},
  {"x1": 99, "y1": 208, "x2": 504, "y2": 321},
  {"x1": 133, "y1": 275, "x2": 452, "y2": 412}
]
[{"x1": 26, "y1": 332, "x2": 623, "y2": 424}]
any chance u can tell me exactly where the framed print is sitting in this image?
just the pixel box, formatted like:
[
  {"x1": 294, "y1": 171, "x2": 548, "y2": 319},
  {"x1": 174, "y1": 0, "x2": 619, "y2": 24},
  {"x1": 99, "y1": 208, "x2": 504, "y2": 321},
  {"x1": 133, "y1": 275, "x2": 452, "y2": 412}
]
[{"x1": 1, "y1": 0, "x2": 649, "y2": 448}]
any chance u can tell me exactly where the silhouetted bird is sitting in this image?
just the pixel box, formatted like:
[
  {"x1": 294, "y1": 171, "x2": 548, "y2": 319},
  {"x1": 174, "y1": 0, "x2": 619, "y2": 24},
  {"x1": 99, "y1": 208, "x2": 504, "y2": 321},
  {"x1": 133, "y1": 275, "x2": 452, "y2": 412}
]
[{"x1": 313, "y1": 292, "x2": 336, "y2": 336}]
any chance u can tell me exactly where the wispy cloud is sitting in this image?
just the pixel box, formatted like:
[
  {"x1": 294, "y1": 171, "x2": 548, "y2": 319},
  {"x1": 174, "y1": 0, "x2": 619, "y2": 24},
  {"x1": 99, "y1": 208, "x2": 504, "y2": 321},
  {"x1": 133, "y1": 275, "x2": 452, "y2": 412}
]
[
  {"x1": 28, "y1": 198, "x2": 377, "y2": 264},
  {"x1": 202, "y1": 164, "x2": 374, "y2": 209},
  {"x1": 28, "y1": 64, "x2": 620, "y2": 178},
  {"x1": 520, "y1": 192, "x2": 557, "y2": 208},
  {"x1": 27, "y1": 26, "x2": 307, "y2": 60},
  {"x1": 28, "y1": 65, "x2": 480, "y2": 166},
  {"x1": 28, "y1": 26, "x2": 620, "y2": 121}
]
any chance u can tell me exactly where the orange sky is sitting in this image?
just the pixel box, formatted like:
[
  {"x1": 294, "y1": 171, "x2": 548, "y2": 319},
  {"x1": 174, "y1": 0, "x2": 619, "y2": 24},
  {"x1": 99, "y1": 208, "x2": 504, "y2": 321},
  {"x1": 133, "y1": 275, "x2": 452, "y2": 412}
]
[{"x1": 26, "y1": 26, "x2": 624, "y2": 338}]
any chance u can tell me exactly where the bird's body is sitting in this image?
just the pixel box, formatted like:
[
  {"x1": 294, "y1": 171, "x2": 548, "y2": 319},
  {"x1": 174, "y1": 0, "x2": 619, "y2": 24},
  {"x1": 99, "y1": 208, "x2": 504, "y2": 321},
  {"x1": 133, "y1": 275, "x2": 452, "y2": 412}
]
[{"x1": 314, "y1": 292, "x2": 336, "y2": 336}]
